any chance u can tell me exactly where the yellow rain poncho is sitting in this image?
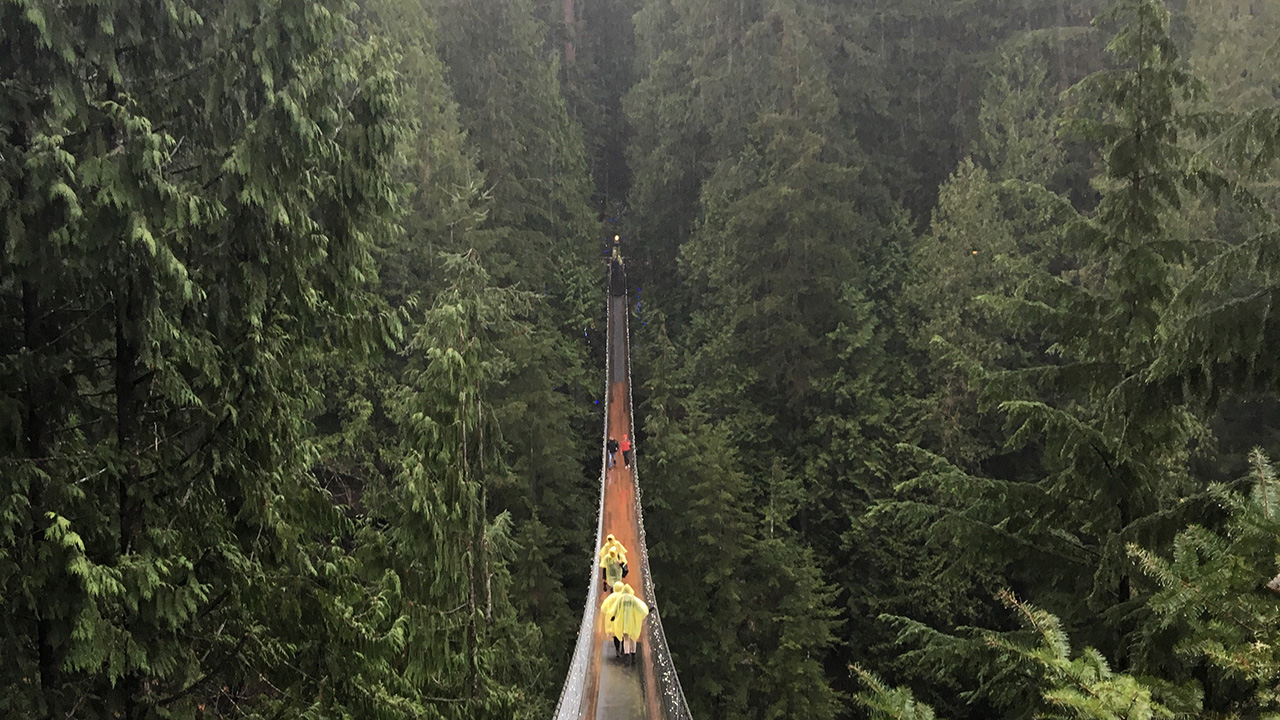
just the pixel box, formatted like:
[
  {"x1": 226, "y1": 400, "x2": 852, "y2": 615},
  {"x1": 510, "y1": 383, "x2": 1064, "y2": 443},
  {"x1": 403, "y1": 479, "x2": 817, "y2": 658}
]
[
  {"x1": 609, "y1": 584, "x2": 649, "y2": 641},
  {"x1": 598, "y1": 534, "x2": 628, "y2": 565},
  {"x1": 601, "y1": 581, "x2": 625, "y2": 629},
  {"x1": 600, "y1": 548, "x2": 624, "y2": 587}
]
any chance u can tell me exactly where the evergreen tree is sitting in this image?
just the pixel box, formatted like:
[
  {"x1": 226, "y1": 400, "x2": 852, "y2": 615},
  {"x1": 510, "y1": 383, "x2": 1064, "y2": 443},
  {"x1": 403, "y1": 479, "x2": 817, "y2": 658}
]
[
  {"x1": 868, "y1": 0, "x2": 1240, "y2": 711},
  {"x1": 828, "y1": 0, "x2": 1108, "y2": 215},
  {"x1": 10, "y1": 1, "x2": 1280, "y2": 716},
  {"x1": 905, "y1": 159, "x2": 1074, "y2": 468},
  {"x1": 851, "y1": 160, "x2": 1078, "y2": 709},
  {"x1": 376, "y1": 251, "x2": 548, "y2": 718},
  {"x1": 550, "y1": 0, "x2": 641, "y2": 209},
  {"x1": 624, "y1": 0, "x2": 730, "y2": 305},
  {"x1": 316, "y1": 2, "x2": 557, "y2": 714},
  {"x1": 986, "y1": 0, "x2": 1213, "y2": 660},
  {"x1": 0, "y1": 0, "x2": 407, "y2": 715},
  {"x1": 638, "y1": 320, "x2": 841, "y2": 720},
  {"x1": 1184, "y1": 0, "x2": 1280, "y2": 113},
  {"x1": 628, "y1": 0, "x2": 909, "y2": 710},
  {"x1": 1136, "y1": 449, "x2": 1280, "y2": 717},
  {"x1": 856, "y1": 594, "x2": 1189, "y2": 720},
  {"x1": 976, "y1": 51, "x2": 1066, "y2": 186},
  {"x1": 429, "y1": 0, "x2": 601, "y2": 667}
]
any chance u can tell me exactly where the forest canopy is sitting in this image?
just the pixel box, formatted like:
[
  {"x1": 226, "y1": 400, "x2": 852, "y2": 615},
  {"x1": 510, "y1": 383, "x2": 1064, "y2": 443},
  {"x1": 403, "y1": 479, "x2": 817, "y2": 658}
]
[{"x1": 4, "y1": 1, "x2": 1280, "y2": 719}]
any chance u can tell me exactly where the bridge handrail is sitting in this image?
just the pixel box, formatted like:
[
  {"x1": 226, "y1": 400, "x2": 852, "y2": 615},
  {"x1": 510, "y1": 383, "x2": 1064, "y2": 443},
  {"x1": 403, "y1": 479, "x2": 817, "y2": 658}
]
[
  {"x1": 549, "y1": 303, "x2": 609, "y2": 720},
  {"x1": 621, "y1": 289, "x2": 692, "y2": 720}
]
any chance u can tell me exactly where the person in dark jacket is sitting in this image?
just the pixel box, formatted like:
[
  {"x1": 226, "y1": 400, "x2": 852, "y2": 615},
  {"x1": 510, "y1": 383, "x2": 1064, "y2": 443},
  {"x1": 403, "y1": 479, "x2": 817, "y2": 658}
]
[{"x1": 606, "y1": 436, "x2": 620, "y2": 469}]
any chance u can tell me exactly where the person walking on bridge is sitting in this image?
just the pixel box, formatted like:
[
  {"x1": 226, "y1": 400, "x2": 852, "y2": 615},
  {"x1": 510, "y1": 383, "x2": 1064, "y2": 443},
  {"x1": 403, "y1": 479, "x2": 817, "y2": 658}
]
[
  {"x1": 601, "y1": 581, "x2": 625, "y2": 657},
  {"x1": 599, "y1": 534, "x2": 629, "y2": 591},
  {"x1": 620, "y1": 433, "x2": 632, "y2": 469},
  {"x1": 600, "y1": 547, "x2": 625, "y2": 592},
  {"x1": 609, "y1": 584, "x2": 649, "y2": 666},
  {"x1": 606, "y1": 436, "x2": 620, "y2": 469},
  {"x1": 609, "y1": 235, "x2": 627, "y2": 297},
  {"x1": 599, "y1": 533, "x2": 628, "y2": 567}
]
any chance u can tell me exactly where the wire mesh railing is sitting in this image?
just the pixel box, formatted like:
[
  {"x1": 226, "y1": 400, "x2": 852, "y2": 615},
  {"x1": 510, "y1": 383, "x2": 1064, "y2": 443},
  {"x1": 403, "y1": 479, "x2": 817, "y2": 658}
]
[
  {"x1": 619, "y1": 288, "x2": 692, "y2": 720},
  {"x1": 549, "y1": 302, "x2": 610, "y2": 720}
]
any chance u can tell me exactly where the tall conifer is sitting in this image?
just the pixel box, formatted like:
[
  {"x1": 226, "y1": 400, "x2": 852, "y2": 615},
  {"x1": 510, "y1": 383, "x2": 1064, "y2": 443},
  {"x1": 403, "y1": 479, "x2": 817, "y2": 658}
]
[
  {"x1": 1, "y1": 0, "x2": 406, "y2": 715},
  {"x1": 428, "y1": 0, "x2": 600, "y2": 668}
]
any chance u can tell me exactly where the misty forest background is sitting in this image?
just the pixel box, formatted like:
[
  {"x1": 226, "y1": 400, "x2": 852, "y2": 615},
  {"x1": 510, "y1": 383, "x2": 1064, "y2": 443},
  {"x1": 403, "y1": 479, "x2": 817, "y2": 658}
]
[{"x1": 6, "y1": 0, "x2": 1280, "y2": 718}]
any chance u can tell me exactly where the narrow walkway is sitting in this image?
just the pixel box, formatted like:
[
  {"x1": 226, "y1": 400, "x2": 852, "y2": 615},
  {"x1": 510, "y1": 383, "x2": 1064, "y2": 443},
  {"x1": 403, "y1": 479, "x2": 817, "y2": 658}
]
[{"x1": 590, "y1": 297, "x2": 654, "y2": 720}]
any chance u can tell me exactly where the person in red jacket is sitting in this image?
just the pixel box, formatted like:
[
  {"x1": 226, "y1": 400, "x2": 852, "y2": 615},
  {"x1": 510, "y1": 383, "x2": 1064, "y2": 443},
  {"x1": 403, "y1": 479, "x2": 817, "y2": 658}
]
[{"x1": 620, "y1": 433, "x2": 632, "y2": 468}]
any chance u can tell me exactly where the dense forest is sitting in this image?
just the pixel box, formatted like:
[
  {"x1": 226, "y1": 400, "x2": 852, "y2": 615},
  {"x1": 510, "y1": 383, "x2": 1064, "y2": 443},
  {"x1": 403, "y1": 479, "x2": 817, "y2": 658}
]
[{"x1": 4, "y1": 0, "x2": 1280, "y2": 718}]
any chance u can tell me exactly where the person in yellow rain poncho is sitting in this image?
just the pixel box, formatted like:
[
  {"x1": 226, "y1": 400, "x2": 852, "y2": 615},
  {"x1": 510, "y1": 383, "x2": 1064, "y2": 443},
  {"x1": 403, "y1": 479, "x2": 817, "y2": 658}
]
[
  {"x1": 600, "y1": 547, "x2": 624, "y2": 592},
  {"x1": 598, "y1": 533, "x2": 628, "y2": 566},
  {"x1": 609, "y1": 584, "x2": 649, "y2": 667},
  {"x1": 601, "y1": 581, "x2": 626, "y2": 657}
]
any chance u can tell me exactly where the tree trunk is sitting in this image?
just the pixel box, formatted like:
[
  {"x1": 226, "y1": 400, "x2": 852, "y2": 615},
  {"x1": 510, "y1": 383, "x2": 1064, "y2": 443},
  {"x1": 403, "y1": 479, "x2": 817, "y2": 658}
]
[
  {"x1": 115, "y1": 275, "x2": 143, "y2": 719},
  {"x1": 563, "y1": 0, "x2": 576, "y2": 77},
  {"x1": 23, "y1": 280, "x2": 59, "y2": 715}
]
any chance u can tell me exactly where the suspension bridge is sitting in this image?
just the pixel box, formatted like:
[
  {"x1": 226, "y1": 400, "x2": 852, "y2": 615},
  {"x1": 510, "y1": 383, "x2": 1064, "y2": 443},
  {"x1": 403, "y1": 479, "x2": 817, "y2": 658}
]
[{"x1": 551, "y1": 251, "x2": 692, "y2": 720}]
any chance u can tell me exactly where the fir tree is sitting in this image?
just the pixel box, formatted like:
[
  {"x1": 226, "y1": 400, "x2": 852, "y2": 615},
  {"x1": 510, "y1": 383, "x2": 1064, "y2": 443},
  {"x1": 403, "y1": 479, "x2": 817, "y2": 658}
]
[
  {"x1": 379, "y1": 251, "x2": 547, "y2": 718},
  {"x1": 638, "y1": 320, "x2": 841, "y2": 720},
  {"x1": 976, "y1": 51, "x2": 1067, "y2": 186},
  {"x1": 870, "y1": 0, "x2": 1231, "y2": 709},
  {"x1": 0, "y1": 0, "x2": 408, "y2": 715},
  {"x1": 856, "y1": 594, "x2": 1188, "y2": 720},
  {"x1": 1135, "y1": 449, "x2": 1280, "y2": 716},
  {"x1": 429, "y1": 0, "x2": 601, "y2": 667},
  {"x1": 629, "y1": 0, "x2": 907, "y2": 710}
]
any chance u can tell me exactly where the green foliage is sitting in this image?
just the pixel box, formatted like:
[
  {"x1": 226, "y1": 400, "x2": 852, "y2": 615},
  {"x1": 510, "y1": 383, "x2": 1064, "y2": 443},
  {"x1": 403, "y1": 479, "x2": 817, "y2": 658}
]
[
  {"x1": 830, "y1": 0, "x2": 1107, "y2": 213},
  {"x1": 556, "y1": 0, "x2": 641, "y2": 208},
  {"x1": 428, "y1": 0, "x2": 600, "y2": 663},
  {"x1": 859, "y1": 595, "x2": 1189, "y2": 720},
  {"x1": 1136, "y1": 449, "x2": 1280, "y2": 716},
  {"x1": 375, "y1": 250, "x2": 546, "y2": 718},
  {"x1": 989, "y1": 592, "x2": 1180, "y2": 720},
  {"x1": 854, "y1": 666, "x2": 940, "y2": 720},
  {"x1": 977, "y1": 51, "x2": 1066, "y2": 185},
  {"x1": 323, "y1": 0, "x2": 595, "y2": 709},
  {"x1": 1, "y1": 0, "x2": 583, "y2": 716},
  {"x1": 626, "y1": 3, "x2": 914, "y2": 715},
  {"x1": 0, "y1": 0, "x2": 405, "y2": 716},
  {"x1": 10, "y1": 1, "x2": 1280, "y2": 718},
  {"x1": 624, "y1": 0, "x2": 728, "y2": 302},
  {"x1": 907, "y1": 159, "x2": 1074, "y2": 464},
  {"x1": 1184, "y1": 0, "x2": 1280, "y2": 113},
  {"x1": 637, "y1": 321, "x2": 841, "y2": 720},
  {"x1": 624, "y1": 0, "x2": 1280, "y2": 718}
]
